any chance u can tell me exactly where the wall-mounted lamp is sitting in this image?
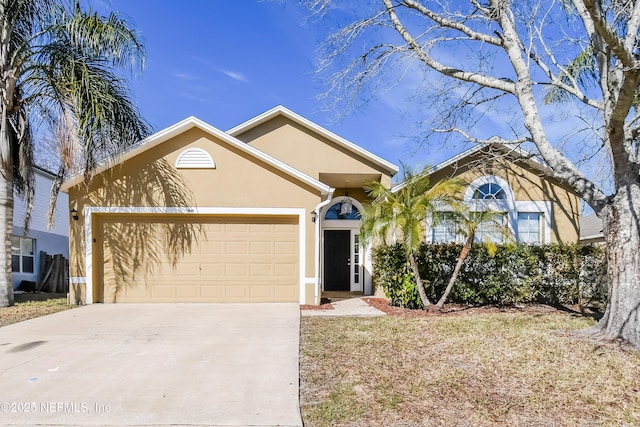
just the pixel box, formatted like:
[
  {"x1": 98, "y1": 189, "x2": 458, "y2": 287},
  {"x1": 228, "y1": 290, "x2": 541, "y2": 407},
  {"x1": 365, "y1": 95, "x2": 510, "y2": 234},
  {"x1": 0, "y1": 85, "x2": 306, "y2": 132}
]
[
  {"x1": 71, "y1": 208, "x2": 79, "y2": 221},
  {"x1": 311, "y1": 210, "x2": 318, "y2": 223}
]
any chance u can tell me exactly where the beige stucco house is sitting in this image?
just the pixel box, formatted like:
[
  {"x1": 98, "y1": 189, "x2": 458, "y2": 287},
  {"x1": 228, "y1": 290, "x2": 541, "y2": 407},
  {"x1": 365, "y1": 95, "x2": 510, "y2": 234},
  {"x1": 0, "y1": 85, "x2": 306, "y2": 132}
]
[
  {"x1": 420, "y1": 143, "x2": 581, "y2": 244},
  {"x1": 64, "y1": 107, "x2": 582, "y2": 306},
  {"x1": 64, "y1": 106, "x2": 398, "y2": 305}
]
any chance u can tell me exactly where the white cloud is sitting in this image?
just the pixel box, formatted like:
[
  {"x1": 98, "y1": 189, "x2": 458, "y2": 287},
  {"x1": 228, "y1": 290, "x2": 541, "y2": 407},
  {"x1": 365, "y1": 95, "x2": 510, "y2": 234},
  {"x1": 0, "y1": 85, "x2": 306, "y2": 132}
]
[
  {"x1": 220, "y1": 69, "x2": 248, "y2": 82},
  {"x1": 173, "y1": 72, "x2": 195, "y2": 81}
]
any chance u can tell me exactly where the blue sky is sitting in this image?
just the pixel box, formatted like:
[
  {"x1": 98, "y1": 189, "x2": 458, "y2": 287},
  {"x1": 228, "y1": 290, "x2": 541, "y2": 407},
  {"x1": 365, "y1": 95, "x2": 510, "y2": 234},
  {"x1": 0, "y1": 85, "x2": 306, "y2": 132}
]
[{"x1": 92, "y1": 0, "x2": 463, "y2": 174}]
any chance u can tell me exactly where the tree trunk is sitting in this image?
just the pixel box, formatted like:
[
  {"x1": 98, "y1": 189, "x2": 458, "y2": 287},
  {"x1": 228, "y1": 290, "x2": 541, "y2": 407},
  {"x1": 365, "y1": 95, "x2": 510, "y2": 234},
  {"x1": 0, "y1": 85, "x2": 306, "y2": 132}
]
[
  {"x1": 585, "y1": 185, "x2": 640, "y2": 348},
  {"x1": 409, "y1": 254, "x2": 431, "y2": 308},
  {"x1": 0, "y1": 167, "x2": 13, "y2": 307},
  {"x1": 436, "y1": 235, "x2": 473, "y2": 308}
]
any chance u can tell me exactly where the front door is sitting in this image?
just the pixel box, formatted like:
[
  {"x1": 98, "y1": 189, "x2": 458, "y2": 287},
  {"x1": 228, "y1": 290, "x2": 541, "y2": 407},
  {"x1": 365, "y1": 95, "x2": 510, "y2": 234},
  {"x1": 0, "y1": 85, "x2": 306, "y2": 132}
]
[{"x1": 323, "y1": 230, "x2": 351, "y2": 291}]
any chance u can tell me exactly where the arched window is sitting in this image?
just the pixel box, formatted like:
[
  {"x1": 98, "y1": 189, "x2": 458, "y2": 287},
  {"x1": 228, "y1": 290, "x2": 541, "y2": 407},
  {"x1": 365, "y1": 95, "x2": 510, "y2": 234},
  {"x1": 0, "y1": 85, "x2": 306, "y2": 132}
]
[
  {"x1": 324, "y1": 202, "x2": 360, "y2": 220},
  {"x1": 474, "y1": 183, "x2": 506, "y2": 200}
]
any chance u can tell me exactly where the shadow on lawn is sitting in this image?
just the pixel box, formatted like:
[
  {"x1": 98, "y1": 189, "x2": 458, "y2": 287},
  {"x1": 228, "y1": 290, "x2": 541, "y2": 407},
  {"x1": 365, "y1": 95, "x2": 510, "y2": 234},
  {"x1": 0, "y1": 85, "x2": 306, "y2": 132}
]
[
  {"x1": 13, "y1": 292, "x2": 67, "y2": 303},
  {"x1": 547, "y1": 303, "x2": 604, "y2": 322}
]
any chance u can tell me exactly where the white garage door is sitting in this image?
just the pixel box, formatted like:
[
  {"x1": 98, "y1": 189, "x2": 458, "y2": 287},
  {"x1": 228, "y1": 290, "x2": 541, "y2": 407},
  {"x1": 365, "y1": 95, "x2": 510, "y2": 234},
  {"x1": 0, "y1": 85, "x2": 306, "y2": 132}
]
[{"x1": 94, "y1": 214, "x2": 299, "y2": 303}]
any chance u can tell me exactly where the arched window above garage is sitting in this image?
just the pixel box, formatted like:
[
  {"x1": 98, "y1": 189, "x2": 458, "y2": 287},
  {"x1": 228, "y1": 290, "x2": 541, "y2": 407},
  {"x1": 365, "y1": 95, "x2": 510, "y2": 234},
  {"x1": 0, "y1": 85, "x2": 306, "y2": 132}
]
[{"x1": 175, "y1": 148, "x2": 216, "y2": 169}]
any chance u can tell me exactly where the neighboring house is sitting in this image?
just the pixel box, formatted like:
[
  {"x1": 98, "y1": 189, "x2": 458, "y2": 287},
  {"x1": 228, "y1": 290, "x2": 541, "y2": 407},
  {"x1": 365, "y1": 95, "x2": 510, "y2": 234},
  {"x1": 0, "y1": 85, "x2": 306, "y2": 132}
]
[
  {"x1": 13, "y1": 166, "x2": 69, "y2": 289},
  {"x1": 579, "y1": 213, "x2": 604, "y2": 244},
  {"x1": 63, "y1": 106, "x2": 398, "y2": 305},
  {"x1": 416, "y1": 143, "x2": 581, "y2": 244}
]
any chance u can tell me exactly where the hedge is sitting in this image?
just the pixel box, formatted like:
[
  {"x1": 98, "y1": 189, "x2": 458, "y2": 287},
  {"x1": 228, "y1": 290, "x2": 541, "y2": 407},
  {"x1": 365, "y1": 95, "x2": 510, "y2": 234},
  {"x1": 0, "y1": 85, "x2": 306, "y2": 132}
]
[{"x1": 372, "y1": 243, "x2": 608, "y2": 308}]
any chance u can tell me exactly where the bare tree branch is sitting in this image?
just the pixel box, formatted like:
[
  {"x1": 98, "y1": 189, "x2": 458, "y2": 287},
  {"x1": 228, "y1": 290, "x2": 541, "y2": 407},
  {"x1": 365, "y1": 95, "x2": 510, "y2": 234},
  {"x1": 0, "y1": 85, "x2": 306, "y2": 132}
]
[{"x1": 382, "y1": 0, "x2": 517, "y2": 93}]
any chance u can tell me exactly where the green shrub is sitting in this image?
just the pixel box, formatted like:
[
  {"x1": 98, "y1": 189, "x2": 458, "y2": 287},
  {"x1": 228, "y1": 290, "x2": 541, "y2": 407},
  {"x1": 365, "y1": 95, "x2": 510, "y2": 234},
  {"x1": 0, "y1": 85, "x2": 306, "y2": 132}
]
[
  {"x1": 372, "y1": 245, "x2": 422, "y2": 308},
  {"x1": 372, "y1": 242, "x2": 607, "y2": 308}
]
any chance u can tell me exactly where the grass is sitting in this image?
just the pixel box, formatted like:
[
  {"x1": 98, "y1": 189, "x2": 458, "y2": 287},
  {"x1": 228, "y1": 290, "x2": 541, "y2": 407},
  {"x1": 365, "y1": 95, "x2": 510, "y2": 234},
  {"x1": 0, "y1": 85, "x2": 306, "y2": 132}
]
[
  {"x1": 300, "y1": 308, "x2": 640, "y2": 426},
  {"x1": 0, "y1": 293, "x2": 74, "y2": 327}
]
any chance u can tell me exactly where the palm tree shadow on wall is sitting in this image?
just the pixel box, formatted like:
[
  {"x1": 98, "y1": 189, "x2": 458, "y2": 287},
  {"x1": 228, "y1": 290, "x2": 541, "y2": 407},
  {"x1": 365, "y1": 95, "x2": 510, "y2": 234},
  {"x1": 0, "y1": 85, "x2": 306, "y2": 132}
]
[{"x1": 83, "y1": 159, "x2": 205, "y2": 302}]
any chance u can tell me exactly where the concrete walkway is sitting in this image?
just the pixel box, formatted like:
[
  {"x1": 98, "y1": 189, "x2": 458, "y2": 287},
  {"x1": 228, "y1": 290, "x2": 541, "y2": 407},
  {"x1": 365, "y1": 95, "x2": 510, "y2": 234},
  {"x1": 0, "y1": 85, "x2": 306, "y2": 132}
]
[
  {"x1": 0, "y1": 304, "x2": 302, "y2": 426},
  {"x1": 301, "y1": 297, "x2": 386, "y2": 317}
]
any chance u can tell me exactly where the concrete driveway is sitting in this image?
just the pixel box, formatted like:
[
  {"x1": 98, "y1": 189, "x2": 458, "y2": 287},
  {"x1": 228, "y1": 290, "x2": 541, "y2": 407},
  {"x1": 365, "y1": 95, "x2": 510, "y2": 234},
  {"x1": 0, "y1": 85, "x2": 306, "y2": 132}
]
[{"x1": 0, "y1": 303, "x2": 302, "y2": 426}]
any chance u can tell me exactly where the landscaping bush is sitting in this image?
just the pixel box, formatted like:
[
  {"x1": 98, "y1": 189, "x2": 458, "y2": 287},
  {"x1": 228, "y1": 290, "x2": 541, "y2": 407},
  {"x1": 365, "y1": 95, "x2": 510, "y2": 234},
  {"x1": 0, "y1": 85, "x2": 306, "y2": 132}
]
[{"x1": 372, "y1": 242, "x2": 607, "y2": 308}]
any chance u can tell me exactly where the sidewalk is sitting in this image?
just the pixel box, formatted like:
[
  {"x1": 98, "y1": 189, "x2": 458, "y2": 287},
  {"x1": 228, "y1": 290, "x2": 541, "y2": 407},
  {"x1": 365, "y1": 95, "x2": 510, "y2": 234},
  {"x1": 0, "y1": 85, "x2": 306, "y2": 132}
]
[{"x1": 301, "y1": 298, "x2": 386, "y2": 317}]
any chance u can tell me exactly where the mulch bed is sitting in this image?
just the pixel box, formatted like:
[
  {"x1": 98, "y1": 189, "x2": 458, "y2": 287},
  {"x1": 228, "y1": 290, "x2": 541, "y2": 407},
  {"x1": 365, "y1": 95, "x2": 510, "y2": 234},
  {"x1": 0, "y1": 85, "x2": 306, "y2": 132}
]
[{"x1": 362, "y1": 297, "x2": 599, "y2": 319}]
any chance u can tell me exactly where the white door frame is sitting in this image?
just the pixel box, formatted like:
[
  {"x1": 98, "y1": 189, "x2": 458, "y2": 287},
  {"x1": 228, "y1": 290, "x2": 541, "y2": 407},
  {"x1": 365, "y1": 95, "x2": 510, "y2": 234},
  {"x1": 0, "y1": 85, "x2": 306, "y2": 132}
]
[{"x1": 320, "y1": 196, "x2": 368, "y2": 293}]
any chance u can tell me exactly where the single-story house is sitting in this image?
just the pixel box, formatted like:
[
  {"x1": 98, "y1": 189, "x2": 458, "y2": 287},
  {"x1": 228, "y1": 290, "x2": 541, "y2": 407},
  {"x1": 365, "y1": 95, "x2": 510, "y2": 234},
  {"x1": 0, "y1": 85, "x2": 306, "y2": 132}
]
[
  {"x1": 64, "y1": 106, "x2": 398, "y2": 305},
  {"x1": 13, "y1": 166, "x2": 69, "y2": 289},
  {"x1": 416, "y1": 143, "x2": 581, "y2": 244}
]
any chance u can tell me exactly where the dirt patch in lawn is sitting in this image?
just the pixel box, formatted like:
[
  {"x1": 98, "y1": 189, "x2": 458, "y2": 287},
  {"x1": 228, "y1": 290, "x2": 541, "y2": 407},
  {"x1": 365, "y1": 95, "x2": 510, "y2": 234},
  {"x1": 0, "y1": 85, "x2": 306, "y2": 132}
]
[
  {"x1": 300, "y1": 306, "x2": 638, "y2": 426},
  {"x1": 0, "y1": 293, "x2": 74, "y2": 327}
]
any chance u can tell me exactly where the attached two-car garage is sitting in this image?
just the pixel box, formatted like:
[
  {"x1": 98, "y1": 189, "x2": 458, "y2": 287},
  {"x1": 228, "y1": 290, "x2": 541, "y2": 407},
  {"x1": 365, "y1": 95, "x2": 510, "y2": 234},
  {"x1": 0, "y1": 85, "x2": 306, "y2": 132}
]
[{"x1": 91, "y1": 213, "x2": 301, "y2": 303}]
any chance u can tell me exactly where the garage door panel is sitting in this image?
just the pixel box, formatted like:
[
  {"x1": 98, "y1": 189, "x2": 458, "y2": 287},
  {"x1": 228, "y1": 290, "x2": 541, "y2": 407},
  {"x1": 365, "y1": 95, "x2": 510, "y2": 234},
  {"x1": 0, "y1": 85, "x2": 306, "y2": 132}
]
[
  {"x1": 250, "y1": 241, "x2": 272, "y2": 255},
  {"x1": 201, "y1": 284, "x2": 224, "y2": 298},
  {"x1": 225, "y1": 241, "x2": 248, "y2": 255},
  {"x1": 225, "y1": 223, "x2": 248, "y2": 233},
  {"x1": 97, "y1": 214, "x2": 299, "y2": 303},
  {"x1": 275, "y1": 223, "x2": 297, "y2": 233},
  {"x1": 200, "y1": 241, "x2": 223, "y2": 255},
  {"x1": 225, "y1": 284, "x2": 247, "y2": 298},
  {"x1": 275, "y1": 262, "x2": 296, "y2": 276},
  {"x1": 250, "y1": 223, "x2": 272, "y2": 233},
  {"x1": 275, "y1": 241, "x2": 296, "y2": 255},
  {"x1": 250, "y1": 263, "x2": 272, "y2": 276},
  {"x1": 151, "y1": 284, "x2": 174, "y2": 299},
  {"x1": 274, "y1": 284, "x2": 297, "y2": 299},
  {"x1": 176, "y1": 284, "x2": 199, "y2": 299},
  {"x1": 200, "y1": 263, "x2": 223, "y2": 276}
]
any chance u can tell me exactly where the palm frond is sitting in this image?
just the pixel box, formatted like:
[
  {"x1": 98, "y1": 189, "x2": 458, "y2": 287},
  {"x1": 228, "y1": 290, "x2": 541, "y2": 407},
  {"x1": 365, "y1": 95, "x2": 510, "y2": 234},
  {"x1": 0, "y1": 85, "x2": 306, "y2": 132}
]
[{"x1": 544, "y1": 46, "x2": 597, "y2": 104}]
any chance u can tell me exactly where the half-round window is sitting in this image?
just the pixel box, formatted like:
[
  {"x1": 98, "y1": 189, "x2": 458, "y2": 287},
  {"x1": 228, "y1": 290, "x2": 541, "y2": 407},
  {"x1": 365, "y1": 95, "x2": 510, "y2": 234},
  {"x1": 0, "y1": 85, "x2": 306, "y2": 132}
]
[
  {"x1": 474, "y1": 183, "x2": 506, "y2": 200},
  {"x1": 324, "y1": 202, "x2": 361, "y2": 220}
]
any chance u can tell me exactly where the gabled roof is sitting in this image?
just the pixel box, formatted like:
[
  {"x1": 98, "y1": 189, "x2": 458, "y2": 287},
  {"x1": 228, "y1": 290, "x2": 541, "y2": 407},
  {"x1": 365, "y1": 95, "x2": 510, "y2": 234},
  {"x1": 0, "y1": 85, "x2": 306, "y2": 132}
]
[
  {"x1": 391, "y1": 142, "x2": 550, "y2": 193},
  {"x1": 227, "y1": 105, "x2": 399, "y2": 176},
  {"x1": 428, "y1": 142, "x2": 548, "y2": 175},
  {"x1": 61, "y1": 116, "x2": 333, "y2": 195}
]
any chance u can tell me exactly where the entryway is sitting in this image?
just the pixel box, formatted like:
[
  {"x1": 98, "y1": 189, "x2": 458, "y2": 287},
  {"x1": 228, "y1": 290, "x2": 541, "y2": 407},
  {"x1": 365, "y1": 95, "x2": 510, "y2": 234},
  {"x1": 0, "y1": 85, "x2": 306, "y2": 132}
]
[{"x1": 320, "y1": 196, "x2": 366, "y2": 294}]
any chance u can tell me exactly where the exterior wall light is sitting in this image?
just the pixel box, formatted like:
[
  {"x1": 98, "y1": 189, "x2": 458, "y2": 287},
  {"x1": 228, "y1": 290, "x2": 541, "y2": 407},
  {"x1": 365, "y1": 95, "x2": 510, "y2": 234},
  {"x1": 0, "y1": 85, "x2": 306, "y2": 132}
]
[
  {"x1": 340, "y1": 197, "x2": 353, "y2": 216},
  {"x1": 71, "y1": 208, "x2": 79, "y2": 221},
  {"x1": 311, "y1": 210, "x2": 318, "y2": 223}
]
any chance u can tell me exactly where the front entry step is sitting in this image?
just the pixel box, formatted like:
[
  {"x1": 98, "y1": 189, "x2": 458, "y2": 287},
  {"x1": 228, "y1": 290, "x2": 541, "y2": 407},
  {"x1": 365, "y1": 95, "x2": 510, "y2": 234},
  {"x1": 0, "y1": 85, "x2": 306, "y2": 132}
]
[{"x1": 321, "y1": 291, "x2": 364, "y2": 304}]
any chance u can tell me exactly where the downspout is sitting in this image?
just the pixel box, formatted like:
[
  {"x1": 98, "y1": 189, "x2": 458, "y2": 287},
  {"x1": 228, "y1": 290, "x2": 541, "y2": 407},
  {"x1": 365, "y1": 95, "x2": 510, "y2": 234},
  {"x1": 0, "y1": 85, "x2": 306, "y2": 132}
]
[{"x1": 313, "y1": 188, "x2": 335, "y2": 305}]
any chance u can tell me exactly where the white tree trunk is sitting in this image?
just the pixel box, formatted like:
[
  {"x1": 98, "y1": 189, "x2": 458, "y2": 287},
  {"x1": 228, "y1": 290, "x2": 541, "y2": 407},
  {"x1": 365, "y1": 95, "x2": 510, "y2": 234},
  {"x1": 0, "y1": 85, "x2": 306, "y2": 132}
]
[
  {"x1": 0, "y1": 168, "x2": 13, "y2": 307},
  {"x1": 587, "y1": 185, "x2": 640, "y2": 347}
]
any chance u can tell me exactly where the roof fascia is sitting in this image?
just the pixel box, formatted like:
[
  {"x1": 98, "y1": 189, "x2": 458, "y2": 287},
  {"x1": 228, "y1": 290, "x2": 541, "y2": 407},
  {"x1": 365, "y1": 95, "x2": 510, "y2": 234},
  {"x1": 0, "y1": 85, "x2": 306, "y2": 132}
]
[
  {"x1": 62, "y1": 116, "x2": 332, "y2": 195},
  {"x1": 391, "y1": 142, "x2": 551, "y2": 193}
]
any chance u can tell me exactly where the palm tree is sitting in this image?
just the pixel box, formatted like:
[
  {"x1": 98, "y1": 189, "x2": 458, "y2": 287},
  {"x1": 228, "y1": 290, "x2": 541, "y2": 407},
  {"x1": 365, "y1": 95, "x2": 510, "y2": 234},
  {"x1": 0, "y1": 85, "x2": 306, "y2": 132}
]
[
  {"x1": 360, "y1": 166, "x2": 463, "y2": 309},
  {"x1": 435, "y1": 209, "x2": 504, "y2": 309},
  {"x1": 0, "y1": 0, "x2": 150, "y2": 307}
]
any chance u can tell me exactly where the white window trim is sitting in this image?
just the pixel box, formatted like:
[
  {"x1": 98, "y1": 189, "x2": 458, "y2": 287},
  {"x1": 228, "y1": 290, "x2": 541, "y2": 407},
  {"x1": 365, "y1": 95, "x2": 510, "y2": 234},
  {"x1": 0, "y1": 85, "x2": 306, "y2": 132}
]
[
  {"x1": 82, "y1": 206, "x2": 306, "y2": 305},
  {"x1": 12, "y1": 235, "x2": 35, "y2": 274},
  {"x1": 426, "y1": 176, "x2": 552, "y2": 244},
  {"x1": 514, "y1": 201, "x2": 552, "y2": 243}
]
